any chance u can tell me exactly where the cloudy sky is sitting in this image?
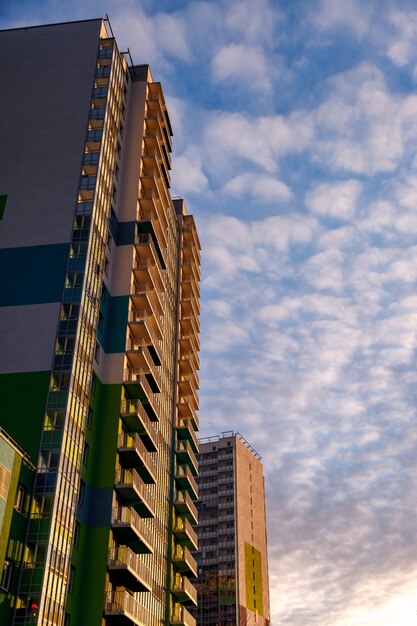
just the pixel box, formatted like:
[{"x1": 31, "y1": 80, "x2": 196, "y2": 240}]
[{"x1": 4, "y1": 0, "x2": 417, "y2": 624}]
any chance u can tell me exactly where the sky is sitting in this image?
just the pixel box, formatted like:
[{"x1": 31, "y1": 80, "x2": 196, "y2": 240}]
[{"x1": 3, "y1": 0, "x2": 417, "y2": 624}]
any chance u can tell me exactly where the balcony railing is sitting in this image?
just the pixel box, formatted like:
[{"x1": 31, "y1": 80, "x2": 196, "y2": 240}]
[
  {"x1": 108, "y1": 546, "x2": 153, "y2": 592},
  {"x1": 128, "y1": 308, "x2": 162, "y2": 356},
  {"x1": 123, "y1": 369, "x2": 160, "y2": 420},
  {"x1": 111, "y1": 506, "x2": 153, "y2": 553},
  {"x1": 176, "y1": 440, "x2": 198, "y2": 476},
  {"x1": 174, "y1": 490, "x2": 198, "y2": 526},
  {"x1": 104, "y1": 590, "x2": 153, "y2": 625},
  {"x1": 115, "y1": 469, "x2": 155, "y2": 518},
  {"x1": 133, "y1": 255, "x2": 165, "y2": 292},
  {"x1": 126, "y1": 338, "x2": 161, "y2": 391},
  {"x1": 172, "y1": 545, "x2": 198, "y2": 577},
  {"x1": 120, "y1": 399, "x2": 160, "y2": 444},
  {"x1": 176, "y1": 419, "x2": 198, "y2": 453},
  {"x1": 118, "y1": 432, "x2": 157, "y2": 482},
  {"x1": 170, "y1": 604, "x2": 196, "y2": 626},
  {"x1": 177, "y1": 398, "x2": 199, "y2": 430},
  {"x1": 131, "y1": 281, "x2": 164, "y2": 317},
  {"x1": 172, "y1": 574, "x2": 197, "y2": 605},
  {"x1": 175, "y1": 466, "x2": 198, "y2": 501}
]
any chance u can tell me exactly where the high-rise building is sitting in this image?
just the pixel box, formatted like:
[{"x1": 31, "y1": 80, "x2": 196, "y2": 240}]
[
  {"x1": 0, "y1": 18, "x2": 200, "y2": 626},
  {"x1": 192, "y1": 433, "x2": 270, "y2": 626}
]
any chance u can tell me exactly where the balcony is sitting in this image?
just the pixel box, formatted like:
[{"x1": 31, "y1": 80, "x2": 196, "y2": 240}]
[
  {"x1": 108, "y1": 547, "x2": 153, "y2": 592},
  {"x1": 180, "y1": 296, "x2": 200, "y2": 327},
  {"x1": 143, "y1": 129, "x2": 170, "y2": 174},
  {"x1": 115, "y1": 470, "x2": 155, "y2": 518},
  {"x1": 181, "y1": 280, "x2": 200, "y2": 310},
  {"x1": 178, "y1": 358, "x2": 199, "y2": 389},
  {"x1": 176, "y1": 441, "x2": 198, "y2": 477},
  {"x1": 172, "y1": 545, "x2": 198, "y2": 578},
  {"x1": 111, "y1": 506, "x2": 153, "y2": 554},
  {"x1": 133, "y1": 254, "x2": 165, "y2": 293},
  {"x1": 170, "y1": 604, "x2": 196, "y2": 626},
  {"x1": 123, "y1": 369, "x2": 160, "y2": 421},
  {"x1": 126, "y1": 339, "x2": 161, "y2": 393},
  {"x1": 182, "y1": 257, "x2": 201, "y2": 283},
  {"x1": 182, "y1": 238, "x2": 201, "y2": 268},
  {"x1": 177, "y1": 398, "x2": 199, "y2": 431},
  {"x1": 135, "y1": 231, "x2": 165, "y2": 272},
  {"x1": 173, "y1": 516, "x2": 198, "y2": 552},
  {"x1": 120, "y1": 400, "x2": 158, "y2": 451},
  {"x1": 179, "y1": 339, "x2": 200, "y2": 370},
  {"x1": 178, "y1": 376, "x2": 198, "y2": 406},
  {"x1": 179, "y1": 326, "x2": 200, "y2": 355},
  {"x1": 180, "y1": 315, "x2": 200, "y2": 343},
  {"x1": 174, "y1": 490, "x2": 198, "y2": 526},
  {"x1": 176, "y1": 419, "x2": 198, "y2": 454},
  {"x1": 104, "y1": 591, "x2": 152, "y2": 625},
  {"x1": 175, "y1": 466, "x2": 198, "y2": 501},
  {"x1": 118, "y1": 432, "x2": 157, "y2": 482},
  {"x1": 131, "y1": 281, "x2": 164, "y2": 319},
  {"x1": 172, "y1": 574, "x2": 197, "y2": 605},
  {"x1": 128, "y1": 308, "x2": 162, "y2": 362}
]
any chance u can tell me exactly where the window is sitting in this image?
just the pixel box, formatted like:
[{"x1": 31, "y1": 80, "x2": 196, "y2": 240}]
[
  {"x1": 68, "y1": 565, "x2": 75, "y2": 593},
  {"x1": 101, "y1": 283, "x2": 108, "y2": 303},
  {"x1": 1, "y1": 560, "x2": 13, "y2": 591},
  {"x1": 73, "y1": 521, "x2": 80, "y2": 548},
  {"x1": 78, "y1": 481, "x2": 85, "y2": 506},
  {"x1": 91, "y1": 373, "x2": 97, "y2": 395},
  {"x1": 98, "y1": 312, "x2": 104, "y2": 333},
  {"x1": 94, "y1": 341, "x2": 100, "y2": 363},
  {"x1": 0, "y1": 465, "x2": 11, "y2": 500},
  {"x1": 82, "y1": 443, "x2": 89, "y2": 467},
  {"x1": 87, "y1": 407, "x2": 93, "y2": 429},
  {"x1": 14, "y1": 484, "x2": 26, "y2": 513},
  {"x1": 0, "y1": 194, "x2": 7, "y2": 220}
]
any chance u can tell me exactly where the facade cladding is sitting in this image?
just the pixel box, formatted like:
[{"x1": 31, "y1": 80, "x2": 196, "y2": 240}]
[
  {"x1": 192, "y1": 434, "x2": 270, "y2": 626},
  {"x1": 0, "y1": 18, "x2": 200, "y2": 626}
]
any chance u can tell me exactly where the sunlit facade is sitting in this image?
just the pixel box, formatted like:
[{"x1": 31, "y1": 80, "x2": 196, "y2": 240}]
[
  {"x1": 0, "y1": 18, "x2": 200, "y2": 626},
  {"x1": 192, "y1": 433, "x2": 270, "y2": 626}
]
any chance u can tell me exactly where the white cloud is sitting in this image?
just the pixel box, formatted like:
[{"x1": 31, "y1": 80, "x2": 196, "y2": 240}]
[
  {"x1": 211, "y1": 43, "x2": 271, "y2": 93},
  {"x1": 171, "y1": 147, "x2": 208, "y2": 194},
  {"x1": 386, "y1": 10, "x2": 417, "y2": 66},
  {"x1": 203, "y1": 110, "x2": 313, "y2": 176},
  {"x1": 223, "y1": 172, "x2": 291, "y2": 202},
  {"x1": 310, "y1": 63, "x2": 417, "y2": 175},
  {"x1": 305, "y1": 179, "x2": 362, "y2": 220},
  {"x1": 310, "y1": 0, "x2": 372, "y2": 37}
]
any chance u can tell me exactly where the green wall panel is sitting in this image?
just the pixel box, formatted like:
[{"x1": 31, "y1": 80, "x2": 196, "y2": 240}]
[
  {"x1": 0, "y1": 449, "x2": 21, "y2": 570},
  {"x1": 66, "y1": 526, "x2": 109, "y2": 626},
  {"x1": 67, "y1": 378, "x2": 121, "y2": 624},
  {"x1": 0, "y1": 371, "x2": 50, "y2": 461},
  {"x1": 84, "y1": 379, "x2": 122, "y2": 488}
]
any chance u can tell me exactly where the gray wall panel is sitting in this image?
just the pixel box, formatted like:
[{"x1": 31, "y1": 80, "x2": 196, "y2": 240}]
[
  {"x1": 0, "y1": 20, "x2": 103, "y2": 248},
  {"x1": 0, "y1": 302, "x2": 61, "y2": 373}
]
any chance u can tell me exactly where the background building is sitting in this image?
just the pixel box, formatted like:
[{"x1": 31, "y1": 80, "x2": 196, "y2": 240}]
[
  {"x1": 0, "y1": 18, "x2": 200, "y2": 626},
  {"x1": 192, "y1": 433, "x2": 270, "y2": 626}
]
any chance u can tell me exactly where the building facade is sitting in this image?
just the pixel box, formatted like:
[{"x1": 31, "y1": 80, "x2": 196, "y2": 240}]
[
  {"x1": 192, "y1": 433, "x2": 270, "y2": 626},
  {"x1": 0, "y1": 18, "x2": 200, "y2": 626}
]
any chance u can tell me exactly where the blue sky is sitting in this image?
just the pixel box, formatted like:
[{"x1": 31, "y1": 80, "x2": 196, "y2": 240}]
[{"x1": 4, "y1": 0, "x2": 417, "y2": 624}]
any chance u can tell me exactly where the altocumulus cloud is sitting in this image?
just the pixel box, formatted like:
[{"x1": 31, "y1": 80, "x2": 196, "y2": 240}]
[{"x1": 3, "y1": 0, "x2": 417, "y2": 624}]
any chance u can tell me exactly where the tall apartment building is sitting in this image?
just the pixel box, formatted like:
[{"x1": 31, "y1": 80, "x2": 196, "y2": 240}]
[
  {"x1": 0, "y1": 18, "x2": 200, "y2": 626},
  {"x1": 192, "y1": 433, "x2": 270, "y2": 626}
]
